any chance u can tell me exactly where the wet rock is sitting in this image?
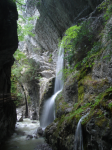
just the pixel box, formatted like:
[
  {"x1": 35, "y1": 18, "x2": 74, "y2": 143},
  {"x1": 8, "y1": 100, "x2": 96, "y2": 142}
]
[
  {"x1": 32, "y1": 121, "x2": 37, "y2": 123},
  {"x1": 33, "y1": 135, "x2": 38, "y2": 139},
  {"x1": 39, "y1": 77, "x2": 55, "y2": 121},
  {"x1": 17, "y1": 111, "x2": 23, "y2": 122},
  {"x1": 37, "y1": 127, "x2": 43, "y2": 136},
  {"x1": 65, "y1": 107, "x2": 73, "y2": 114},
  {"x1": 41, "y1": 70, "x2": 54, "y2": 78},
  {"x1": 26, "y1": 135, "x2": 33, "y2": 140},
  {"x1": 17, "y1": 116, "x2": 23, "y2": 122},
  {"x1": 64, "y1": 76, "x2": 78, "y2": 103},
  {"x1": 31, "y1": 111, "x2": 38, "y2": 120}
]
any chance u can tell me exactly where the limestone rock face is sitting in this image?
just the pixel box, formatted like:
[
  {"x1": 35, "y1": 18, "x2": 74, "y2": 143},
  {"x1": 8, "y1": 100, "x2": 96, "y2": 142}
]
[
  {"x1": 39, "y1": 77, "x2": 55, "y2": 120},
  {"x1": 23, "y1": 80, "x2": 40, "y2": 120},
  {"x1": 44, "y1": 3, "x2": 112, "y2": 150},
  {"x1": 21, "y1": 0, "x2": 103, "y2": 121},
  {"x1": 35, "y1": 0, "x2": 103, "y2": 52}
]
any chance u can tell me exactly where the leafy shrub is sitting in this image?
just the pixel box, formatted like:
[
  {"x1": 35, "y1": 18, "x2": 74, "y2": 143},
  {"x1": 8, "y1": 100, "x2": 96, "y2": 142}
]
[
  {"x1": 60, "y1": 20, "x2": 94, "y2": 65},
  {"x1": 11, "y1": 49, "x2": 41, "y2": 106}
]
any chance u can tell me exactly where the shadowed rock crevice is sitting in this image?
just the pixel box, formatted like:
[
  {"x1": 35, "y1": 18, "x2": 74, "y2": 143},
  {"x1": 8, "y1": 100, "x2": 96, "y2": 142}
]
[{"x1": 0, "y1": 0, "x2": 18, "y2": 144}]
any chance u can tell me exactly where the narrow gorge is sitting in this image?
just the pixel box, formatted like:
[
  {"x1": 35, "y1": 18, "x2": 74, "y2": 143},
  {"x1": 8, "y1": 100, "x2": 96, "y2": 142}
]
[{"x1": 0, "y1": 0, "x2": 112, "y2": 150}]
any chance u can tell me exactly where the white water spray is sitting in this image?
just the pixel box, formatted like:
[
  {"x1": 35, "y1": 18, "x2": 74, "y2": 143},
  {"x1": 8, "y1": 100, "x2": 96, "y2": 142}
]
[
  {"x1": 1, "y1": 118, "x2": 45, "y2": 150},
  {"x1": 40, "y1": 46, "x2": 64, "y2": 129}
]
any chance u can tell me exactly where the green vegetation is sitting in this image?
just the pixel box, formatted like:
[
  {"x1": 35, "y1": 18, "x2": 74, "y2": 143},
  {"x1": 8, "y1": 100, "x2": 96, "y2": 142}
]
[
  {"x1": 55, "y1": 92, "x2": 72, "y2": 117},
  {"x1": 49, "y1": 1, "x2": 112, "y2": 140},
  {"x1": 16, "y1": 0, "x2": 36, "y2": 41},
  {"x1": 43, "y1": 3, "x2": 112, "y2": 149},
  {"x1": 48, "y1": 54, "x2": 53, "y2": 63},
  {"x1": 64, "y1": 20, "x2": 93, "y2": 61},
  {"x1": 10, "y1": 0, "x2": 41, "y2": 106},
  {"x1": 98, "y1": 0, "x2": 110, "y2": 11},
  {"x1": 52, "y1": 85, "x2": 112, "y2": 138},
  {"x1": 98, "y1": 0, "x2": 112, "y2": 21},
  {"x1": 11, "y1": 50, "x2": 28, "y2": 106},
  {"x1": 60, "y1": 21, "x2": 101, "y2": 81},
  {"x1": 60, "y1": 25, "x2": 81, "y2": 52},
  {"x1": 11, "y1": 49, "x2": 41, "y2": 106},
  {"x1": 61, "y1": 1, "x2": 112, "y2": 81}
]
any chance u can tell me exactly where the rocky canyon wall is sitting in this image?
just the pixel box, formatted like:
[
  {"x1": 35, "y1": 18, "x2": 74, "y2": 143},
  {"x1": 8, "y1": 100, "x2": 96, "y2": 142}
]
[
  {"x1": 44, "y1": 1, "x2": 112, "y2": 150},
  {"x1": 28, "y1": 0, "x2": 103, "y2": 52},
  {"x1": 0, "y1": 0, "x2": 18, "y2": 144},
  {"x1": 19, "y1": 0, "x2": 104, "y2": 120}
]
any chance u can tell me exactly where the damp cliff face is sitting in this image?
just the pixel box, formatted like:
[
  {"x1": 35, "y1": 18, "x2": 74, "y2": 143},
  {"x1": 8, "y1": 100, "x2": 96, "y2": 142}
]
[
  {"x1": 0, "y1": 0, "x2": 18, "y2": 93},
  {"x1": 0, "y1": 0, "x2": 18, "y2": 144},
  {"x1": 18, "y1": 0, "x2": 104, "y2": 120},
  {"x1": 6, "y1": 0, "x2": 112, "y2": 149},
  {"x1": 44, "y1": 1, "x2": 112, "y2": 150},
  {"x1": 35, "y1": 0, "x2": 103, "y2": 52}
]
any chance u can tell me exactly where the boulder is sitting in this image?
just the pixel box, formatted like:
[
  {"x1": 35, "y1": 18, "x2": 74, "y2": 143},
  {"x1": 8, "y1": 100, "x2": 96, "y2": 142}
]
[
  {"x1": 17, "y1": 116, "x2": 23, "y2": 122},
  {"x1": 26, "y1": 135, "x2": 33, "y2": 140},
  {"x1": 37, "y1": 127, "x2": 43, "y2": 136}
]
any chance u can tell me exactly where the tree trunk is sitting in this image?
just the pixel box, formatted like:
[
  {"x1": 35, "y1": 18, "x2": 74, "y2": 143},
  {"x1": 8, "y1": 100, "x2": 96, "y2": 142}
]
[{"x1": 20, "y1": 84, "x2": 28, "y2": 118}]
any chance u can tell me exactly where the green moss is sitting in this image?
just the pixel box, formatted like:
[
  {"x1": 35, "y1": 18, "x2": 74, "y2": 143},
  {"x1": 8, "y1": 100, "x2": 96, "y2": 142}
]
[
  {"x1": 51, "y1": 114, "x2": 67, "y2": 138},
  {"x1": 55, "y1": 91, "x2": 71, "y2": 115},
  {"x1": 48, "y1": 58, "x2": 52, "y2": 62},
  {"x1": 104, "y1": 2, "x2": 112, "y2": 21},
  {"x1": 82, "y1": 75, "x2": 108, "y2": 89},
  {"x1": 73, "y1": 87, "x2": 112, "y2": 125},
  {"x1": 78, "y1": 86, "x2": 84, "y2": 102},
  {"x1": 82, "y1": 110, "x2": 94, "y2": 125},
  {"x1": 95, "y1": 117, "x2": 107, "y2": 127},
  {"x1": 48, "y1": 87, "x2": 112, "y2": 142},
  {"x1": 55, "y1": 81, "x2": 112, "y2": 128},
  {"x1": 108, "y1": 101, "x2": 112, "y2": 109},
  {"x1": 65, "y1": 102, "x2": 91, "y2": 123},
  {"x1": 45, "y1": 3, "x2": 112, "y2": 145},
  {"x1": 27, "y1": 95, "x2": 31, "y2": 104},
  {"x1": 48, "y1": 54, "x2": 53, "y2": 62},
  {"x1": 65, "y1": 73, "x2": 76, "y2": 86},
  {"x1": 76, "y1": 67, "x2": 88, "y2": 81}
]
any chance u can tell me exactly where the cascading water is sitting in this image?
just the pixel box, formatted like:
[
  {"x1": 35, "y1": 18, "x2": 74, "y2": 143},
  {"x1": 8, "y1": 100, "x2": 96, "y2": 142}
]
[
  {"x1": 40, "y1": 46, "x2": 64, "y2": 129},
  {"x1": 74, "y1": 116, "x2": 84, "y2": 150},
  {"x1": 74, "y1": 113, "x2": 89, "y2": 150},
  {"x1": 1, "y1": 117, "x2": 45, "y2": 150}
]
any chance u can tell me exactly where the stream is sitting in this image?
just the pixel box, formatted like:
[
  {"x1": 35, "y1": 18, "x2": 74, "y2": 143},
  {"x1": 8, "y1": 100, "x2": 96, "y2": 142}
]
[{"x1": 1, "y1": 118, "x2": 45, "y2": 150}]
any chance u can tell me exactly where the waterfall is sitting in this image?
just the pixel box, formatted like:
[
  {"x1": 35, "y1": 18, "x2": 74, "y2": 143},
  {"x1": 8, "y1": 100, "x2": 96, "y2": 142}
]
[
  {"x1": 40, "y1": 46, "x2": 64, "y2": 129},
  {"x1": 74, "y1": 113, "x2": 89, "y2": 150},
  {"x1": 74, "y1": 117, "x2": 84, "y2": 150}
]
